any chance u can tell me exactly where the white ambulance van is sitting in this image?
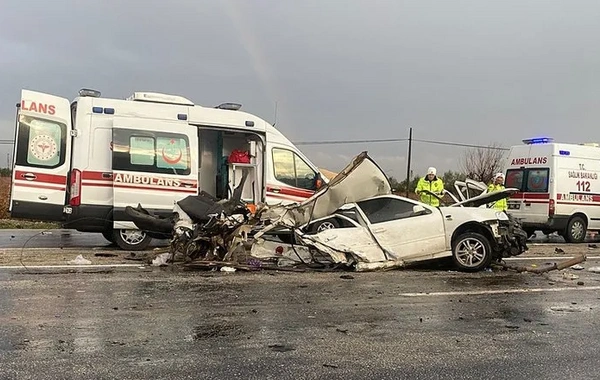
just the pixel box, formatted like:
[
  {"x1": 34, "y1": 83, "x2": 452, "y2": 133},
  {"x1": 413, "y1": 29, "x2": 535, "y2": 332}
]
[
  {"x1": 505, "y1": 137, "x2": 600, "y2": 243},
  {"x1": 10, "y1": 89, "x2": 326, "y2": 250}
]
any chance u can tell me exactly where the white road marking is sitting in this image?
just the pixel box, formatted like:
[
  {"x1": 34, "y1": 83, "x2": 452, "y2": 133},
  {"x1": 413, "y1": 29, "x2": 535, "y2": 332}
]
[
  {"x1": 399, "y1": 286, "x2": 600, "y2": 297},
  {"x1": 0, "y1": 264, "x2": 144, "y2": 269}
]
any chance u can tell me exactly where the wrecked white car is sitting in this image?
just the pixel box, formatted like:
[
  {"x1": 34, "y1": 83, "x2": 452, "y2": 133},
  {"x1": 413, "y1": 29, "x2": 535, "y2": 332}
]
[{"x1": 259, "y1": 152, "x2": 528, "y2": 272}]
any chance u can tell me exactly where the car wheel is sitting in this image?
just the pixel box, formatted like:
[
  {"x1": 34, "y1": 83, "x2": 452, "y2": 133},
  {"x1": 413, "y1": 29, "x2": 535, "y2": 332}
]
[
  {"x1": 564, "y1": 216, "x2": 587, "y2": 243},
  {"x1": 112, "y1": 229, "x2": 152, "y2": 251},
  {"x1": 101, "y1": 230, "x2": 116, "y2": 244},
  {"x1": 311, "y1": 218, "x2": 340, "y2": 233},
  {"x1": 452, "y1": 232, "x2": 493, "y2": 272}
]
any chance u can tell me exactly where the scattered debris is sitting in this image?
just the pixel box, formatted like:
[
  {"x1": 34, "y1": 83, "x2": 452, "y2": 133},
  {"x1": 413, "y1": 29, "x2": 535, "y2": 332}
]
[
  {"x1": 220, "y1": 266, "x2": 236, "y2": 273},
  {"x1": 550, "y1": 306, "x2": 585, "y2": 312},
  {"x1": 577, "y1": 281, "x2": 585, "y2": 286},
  {"x1": 589, "y1": 244, "x2": 598, "y2": 249},
  {"x1": 67, "y1": 255, "x2": 92, "y2": 265},
  {"x1": 152, "y1": 253, "x2": 170, "y2": 267},
  {"x1": 336, "y1": 328, "x2": 348, "y2": 334},
  {"x1": 588, "y1": 267, "x2": 600, "y2": 274},
  {"x1": 94, "y1": 253, "x2": 118, "y2": 257},
  {"x1": 555, "y1": 248, "x2": 565, "y2": 254},
  {"x1": 563, "y1": 273, "x2": 579, "y2": 280},
  {"x1": 323, "y1": 364, "x2": 339, "y2": 369},
  {"x1": 571, "y1": 264, "x2": 585, "y2": 270},
  {"x1": 505, "y1": 325, "x2": 520, "y2": 329},
  {"x1": 340, "y1": 275, "x2": 355, "y2": 280},
  {"x1": 494, "y1": 254, "x2": 586, "y2": 274},
  {"x1": 523, "y1": 318, "x2": 533, "y2": 323}
]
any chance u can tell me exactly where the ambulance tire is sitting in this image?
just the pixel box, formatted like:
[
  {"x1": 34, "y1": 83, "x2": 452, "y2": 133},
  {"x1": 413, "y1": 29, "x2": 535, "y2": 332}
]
[
  {"x1": 563, "y1": 216, "x2": 587, "y2": 244},
  {"x1": 112, "y1": 229, "x2": 153, "y2": 251}
]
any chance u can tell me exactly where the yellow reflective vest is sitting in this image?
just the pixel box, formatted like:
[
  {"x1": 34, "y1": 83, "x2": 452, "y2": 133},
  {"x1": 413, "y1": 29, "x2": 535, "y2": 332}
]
[
  {"x1": 487, "y1": 184, "x2": 507, "y2": 211},
  {"x1": 415, "y1": 177, "x2": 445, "y2": 207}
]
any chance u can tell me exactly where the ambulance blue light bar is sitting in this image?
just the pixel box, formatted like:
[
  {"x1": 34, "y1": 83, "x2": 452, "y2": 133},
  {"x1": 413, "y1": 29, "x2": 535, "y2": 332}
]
[{"x1": 522, "y1": 137, "x2": 554, "y2": 145}]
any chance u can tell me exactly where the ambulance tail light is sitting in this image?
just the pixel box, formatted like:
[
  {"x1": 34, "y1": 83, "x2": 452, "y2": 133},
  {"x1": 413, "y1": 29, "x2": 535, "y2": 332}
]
[
  {"x1": 69, "y1": 169, "x2": 82, "y2": 206},
  {"x1": 549, "y1": 199, "x2": 555, "y2": 217}
]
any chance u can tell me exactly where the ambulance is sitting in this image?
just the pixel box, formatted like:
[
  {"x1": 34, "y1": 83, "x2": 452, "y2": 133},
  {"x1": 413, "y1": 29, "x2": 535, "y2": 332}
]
[
  {"x1": 504, "y1": 137, "x2": 600, "y2": 243},
  {"x1": 10, "y1": 89, "x2": 326, "y2": 250}
]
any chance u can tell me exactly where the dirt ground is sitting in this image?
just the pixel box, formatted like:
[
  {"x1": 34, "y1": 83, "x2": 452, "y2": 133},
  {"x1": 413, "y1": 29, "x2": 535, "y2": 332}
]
[{"x1": 1, "y1": 177, "x2": 9, "y2": 219}]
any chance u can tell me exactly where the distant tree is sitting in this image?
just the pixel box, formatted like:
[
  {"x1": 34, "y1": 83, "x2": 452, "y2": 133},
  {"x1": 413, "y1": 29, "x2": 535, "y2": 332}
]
[
  {"x1": 460, "y1": 143, "x2": 506, "y2": 184},
  {"x1": 441, "y1": 170, "x2": 467, "y2": 192},
  {"x1": 0, "y1": 168, "x2": 11, "y2": 177}
]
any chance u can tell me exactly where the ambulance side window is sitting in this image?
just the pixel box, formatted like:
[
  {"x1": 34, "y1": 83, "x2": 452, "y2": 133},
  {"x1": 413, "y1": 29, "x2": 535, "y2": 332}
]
[
  {"x1": 272, "y1": 148, "x2": 317, "y2": 190},
  {"x1": 525, "y1": 169, "x2": 549, "y2": 192},
  {"x1": 113, "y1": 128, "x2": 191, "y2": 175},
  {"x1": 15, "y1": 115, "x2": 66, "y2": 169},
  {"x1": 506, "y1": 169, "x2": 524, "y2": 189}
]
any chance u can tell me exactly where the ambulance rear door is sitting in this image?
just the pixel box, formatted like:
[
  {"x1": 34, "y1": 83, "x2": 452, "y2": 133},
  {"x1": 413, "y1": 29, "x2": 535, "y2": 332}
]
[
  {"x1": 110, "y1": 117, "x2": 198, "y2": 229},
  {"x1": 10, "y1": 90, "x2": 73, "y2": 221}
]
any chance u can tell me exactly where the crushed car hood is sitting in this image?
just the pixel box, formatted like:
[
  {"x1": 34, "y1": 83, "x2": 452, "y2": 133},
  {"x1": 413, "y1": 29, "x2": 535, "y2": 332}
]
[
  {"x1": 452, "y1": 188, "x2": 518, "y2": 208},
  {"x1": 261, "y1": 151, "x2": 391, "y2": 228}
]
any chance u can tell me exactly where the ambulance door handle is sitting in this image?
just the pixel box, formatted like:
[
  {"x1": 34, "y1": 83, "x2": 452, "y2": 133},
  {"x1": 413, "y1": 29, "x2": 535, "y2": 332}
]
[
  {"x1": 22, "y1": 173, "x2": 36, "y2": 181},
  {"x1": 102, "y1": 172, "x2": 113, "y2": 179},
  {"x1": 271, "y1": 187, "x2": 281, "y2": 193}
]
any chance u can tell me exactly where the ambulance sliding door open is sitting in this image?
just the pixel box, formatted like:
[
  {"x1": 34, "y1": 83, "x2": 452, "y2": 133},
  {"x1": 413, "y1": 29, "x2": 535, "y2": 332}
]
[{"x1": 200, "y1": 129, "x2": 264, "y2": 206}]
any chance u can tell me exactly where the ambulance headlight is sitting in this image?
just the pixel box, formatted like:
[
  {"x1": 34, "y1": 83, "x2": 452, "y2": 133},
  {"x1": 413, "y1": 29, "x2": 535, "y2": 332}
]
[{"x1": 496, "y1": 212, "x2": 509, "y2": 221}]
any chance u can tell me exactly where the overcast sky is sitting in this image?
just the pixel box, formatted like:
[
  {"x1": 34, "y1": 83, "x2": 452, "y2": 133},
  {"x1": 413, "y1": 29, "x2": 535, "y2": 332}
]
[{"x1": 1, "y1": 0, "x2": 599, "y2": 179}]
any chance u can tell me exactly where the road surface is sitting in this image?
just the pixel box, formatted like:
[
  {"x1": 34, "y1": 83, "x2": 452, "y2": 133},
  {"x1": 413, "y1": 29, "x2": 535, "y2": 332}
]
[{"x1": 1, "y1": 258, "x2": 600, "y2": 379}]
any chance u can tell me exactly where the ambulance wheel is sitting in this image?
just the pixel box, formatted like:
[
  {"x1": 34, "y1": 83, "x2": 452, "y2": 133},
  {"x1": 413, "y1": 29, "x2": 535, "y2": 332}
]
[
  {"x1": 563, "y1": 216, "x2": 587, "y2": 244},
  {"x1": 112, "y1": 229, "x2": 152, "y2": 251},
  {"x1": 101, "y1": 230, "x2": 116, "y2": 244}
]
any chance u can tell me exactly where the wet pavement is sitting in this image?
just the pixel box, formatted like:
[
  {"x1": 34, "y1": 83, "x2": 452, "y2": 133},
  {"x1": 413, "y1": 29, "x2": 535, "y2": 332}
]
[
  {"x1": 2, "y1": 229, "x2": 598, "y2": 250},
  {"x1": 1, "y1": 261, "x2": 600, "y2": 379}
]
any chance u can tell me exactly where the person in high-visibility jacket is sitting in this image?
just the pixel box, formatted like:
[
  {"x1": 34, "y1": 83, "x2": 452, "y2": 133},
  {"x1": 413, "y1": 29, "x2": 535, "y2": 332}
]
[
  {"x1": 487, "y1": 172, "x2": 508, "y2": 211},
  {"x1": 415, "y1": 167, "x2": 446, "y2": 207}
]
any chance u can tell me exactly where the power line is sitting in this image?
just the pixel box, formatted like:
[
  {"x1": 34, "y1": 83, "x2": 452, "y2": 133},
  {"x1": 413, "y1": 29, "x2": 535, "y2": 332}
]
[
  {"x1": 293, "y1": 137, "x2": 509, "y2": 150},
  {"x1": 293, "y1": 138, "x2": 408, "y2": 146},
  {"x1": 413, "y1": 138, "x2": 509, "y2": 151}
]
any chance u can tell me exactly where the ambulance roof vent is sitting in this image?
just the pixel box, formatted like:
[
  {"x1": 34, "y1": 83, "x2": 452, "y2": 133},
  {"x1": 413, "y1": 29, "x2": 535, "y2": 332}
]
[
  {"x1": 79, "y1": 88, "x2": 101, "y2": 98},
  {"x1": 126, "y1": 92, "x2": 194, "y2": 106},
  {"x1": 215, "y1": 102, "x2": 242, "y2": 111},
  {"x1": 522, "y1": 137, "x2": 554, "y2": 145}
]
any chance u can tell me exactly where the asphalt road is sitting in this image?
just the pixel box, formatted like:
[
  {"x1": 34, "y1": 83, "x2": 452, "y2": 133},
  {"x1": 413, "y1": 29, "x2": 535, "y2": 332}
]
[
  {"x1": 1, "y1": 260, "x2": 600, "y2": 379},
  {"x1": 2, "y1": 228, "x2": 598, "y2": 250},
  {"x1": 0, "y1": 229, "x2": 167, "y2": 249}
]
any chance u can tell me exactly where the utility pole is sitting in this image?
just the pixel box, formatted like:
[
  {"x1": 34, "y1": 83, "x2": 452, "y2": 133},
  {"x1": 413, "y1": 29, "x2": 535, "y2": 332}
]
[{"x1": 405, "y1": 127, "x2": 413, "y2": 197}]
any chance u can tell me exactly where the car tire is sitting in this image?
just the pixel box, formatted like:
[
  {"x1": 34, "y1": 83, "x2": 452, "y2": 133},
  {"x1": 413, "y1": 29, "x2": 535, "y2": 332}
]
[
  {"x1": 563, "y1": 216, "x2": 587, "y2": 244},
  {"x1": 451, "y1": 232, "x2": 493, "y2": 272},
  {"x1": 112, "y1": 229, "x2": 152, "y2": 251},
  {"x1": 101, "y1": 230, "x2": 116, "y2": 244},
  {"x1": 310, "y1": 218, "x2": 340, "y2": 233}
]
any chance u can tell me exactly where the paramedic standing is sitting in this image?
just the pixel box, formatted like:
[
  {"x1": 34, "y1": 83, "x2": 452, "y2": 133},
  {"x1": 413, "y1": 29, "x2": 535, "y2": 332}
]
[
  {"x1": 415, "y1": 167, "x2": 445, "y2": 207},
  {"x1": 487, "y1": 173, "x2": 508, "y2": 212}
]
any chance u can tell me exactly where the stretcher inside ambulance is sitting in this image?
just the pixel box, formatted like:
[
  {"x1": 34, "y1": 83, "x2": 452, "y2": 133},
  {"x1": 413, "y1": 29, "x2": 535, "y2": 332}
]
[{"x1": 10, "y1": 89, "x2": 326, "y2": 250}]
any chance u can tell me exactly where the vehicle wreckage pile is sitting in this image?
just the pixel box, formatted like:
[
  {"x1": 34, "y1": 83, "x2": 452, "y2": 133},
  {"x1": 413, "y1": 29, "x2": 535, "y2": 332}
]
[{"x1": 126, "y1": 152, "x2": 530, "y2": 272}]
